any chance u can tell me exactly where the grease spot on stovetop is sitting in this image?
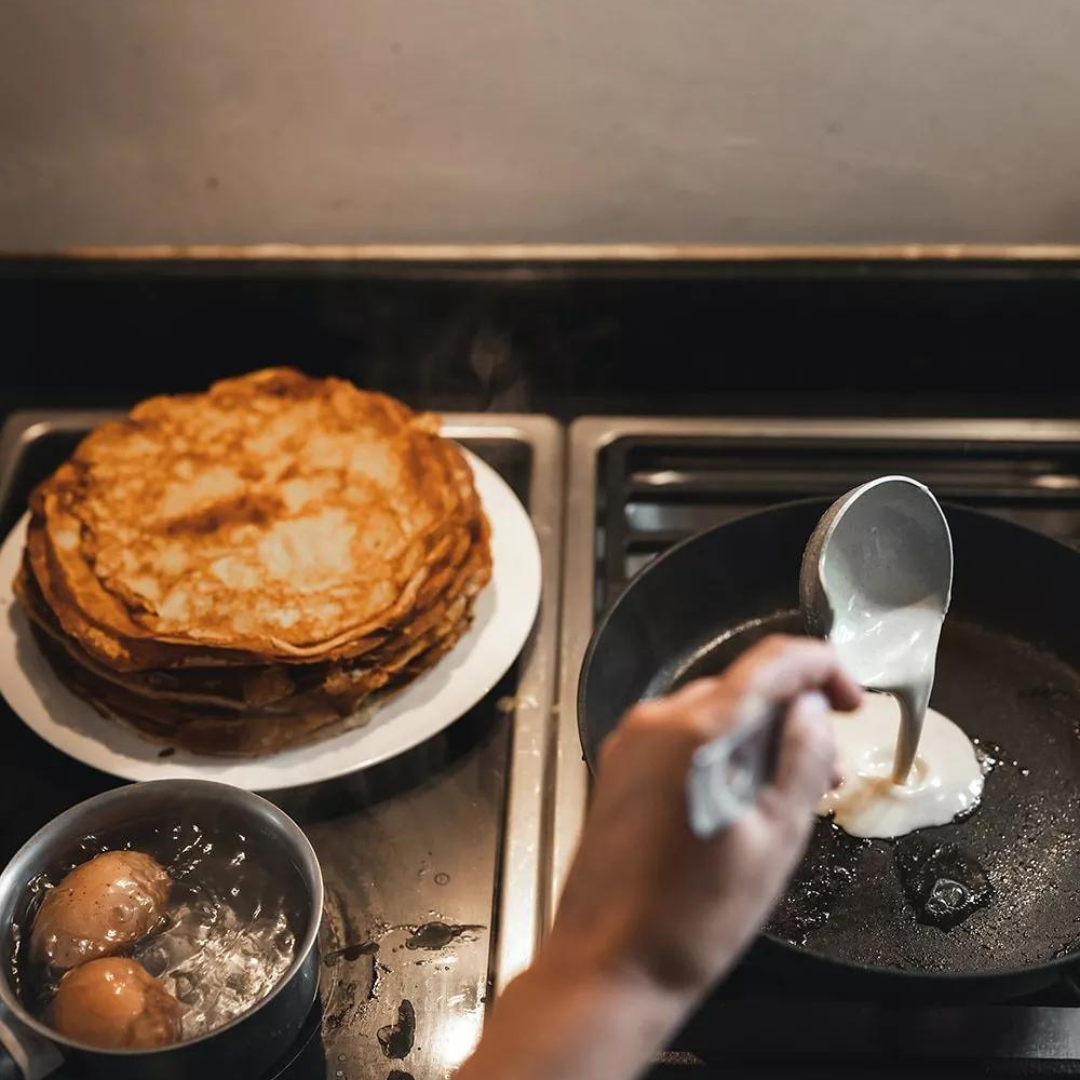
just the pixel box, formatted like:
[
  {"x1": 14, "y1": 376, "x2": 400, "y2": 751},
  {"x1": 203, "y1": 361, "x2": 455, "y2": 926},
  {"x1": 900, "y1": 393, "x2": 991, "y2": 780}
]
[
  {"x1": 404, "y1": 922, "x2": 484, "y2": 951},
  {"x1": 377, "y1": 999, "x2": 416, "y2": 1059},
  {"x1": 323, "y1": 980, "x2": 359, "y2": 1033},
  {"x1": 324, "y1": 940, "x2": 380, "y2": 966}
]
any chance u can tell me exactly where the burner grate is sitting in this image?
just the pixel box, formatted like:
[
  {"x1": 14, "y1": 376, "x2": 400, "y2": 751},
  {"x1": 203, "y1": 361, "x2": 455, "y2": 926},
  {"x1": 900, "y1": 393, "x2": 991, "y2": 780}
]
[{"x1": 601, "y1": 435, "x2": 1080, "y2": 608}]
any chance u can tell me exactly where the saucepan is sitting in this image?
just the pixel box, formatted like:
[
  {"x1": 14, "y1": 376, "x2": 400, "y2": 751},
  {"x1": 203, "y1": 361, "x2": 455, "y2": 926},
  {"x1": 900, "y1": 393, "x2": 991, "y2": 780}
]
[
  {"x1": 0, "y1": 780, "x2": 322, "y2": 1080},
  {"x1": 579, "y1": 499, "x2": 1080, "y2": 1001}
]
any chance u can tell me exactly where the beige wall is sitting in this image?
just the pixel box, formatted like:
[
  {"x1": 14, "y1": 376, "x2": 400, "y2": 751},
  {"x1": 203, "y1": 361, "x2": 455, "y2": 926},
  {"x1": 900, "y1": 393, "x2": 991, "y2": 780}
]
[{"x1": 3, "y1": 0, "x2": 1080, "y2": 249}]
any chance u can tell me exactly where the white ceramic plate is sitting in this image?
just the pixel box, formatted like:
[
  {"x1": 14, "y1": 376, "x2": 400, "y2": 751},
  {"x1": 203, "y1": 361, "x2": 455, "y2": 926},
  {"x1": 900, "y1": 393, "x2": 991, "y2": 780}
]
[{"x1": 0, "y1": 451, "x2": 540, "y2": 791}]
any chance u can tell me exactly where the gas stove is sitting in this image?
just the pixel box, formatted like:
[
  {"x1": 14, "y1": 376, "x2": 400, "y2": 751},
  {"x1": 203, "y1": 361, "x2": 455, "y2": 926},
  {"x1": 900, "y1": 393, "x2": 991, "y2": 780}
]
[
  {"x1": 7, "y1": 405, "x2": 1080, "y2": 1078},
  {"x1": 7, "y1": 251, "x2": 1080, "y2": 1079},
  {"x1": 552, "y1": 416, "x2": 1080, "y2": 1078},
  {"x1": 7, "y1": 407, "x2": 1080, "y2": 1077}
]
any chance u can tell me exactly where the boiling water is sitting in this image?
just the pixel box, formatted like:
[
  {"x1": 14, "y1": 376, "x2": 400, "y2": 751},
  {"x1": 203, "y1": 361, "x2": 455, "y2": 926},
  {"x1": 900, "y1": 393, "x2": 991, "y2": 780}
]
[{"x1": 17, "y1": 821, "x2": 303, "y2": 1041}]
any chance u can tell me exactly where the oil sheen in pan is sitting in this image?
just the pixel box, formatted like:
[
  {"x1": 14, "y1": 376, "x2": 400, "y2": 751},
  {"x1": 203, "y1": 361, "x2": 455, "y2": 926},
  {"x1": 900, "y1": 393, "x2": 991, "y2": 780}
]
[{"x1": 667, "y1": 611, "x2": 1080, "y2": 975}]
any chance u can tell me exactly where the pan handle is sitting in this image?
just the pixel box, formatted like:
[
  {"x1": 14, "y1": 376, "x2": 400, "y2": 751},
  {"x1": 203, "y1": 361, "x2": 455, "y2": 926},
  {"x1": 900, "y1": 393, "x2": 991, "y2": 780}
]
[
  {"x1": 0, "y1": 1002, "x2": 62, "y2": 1080},
  {"x1": 687, "y1": 695, "x2": 785, "y2": 839}
]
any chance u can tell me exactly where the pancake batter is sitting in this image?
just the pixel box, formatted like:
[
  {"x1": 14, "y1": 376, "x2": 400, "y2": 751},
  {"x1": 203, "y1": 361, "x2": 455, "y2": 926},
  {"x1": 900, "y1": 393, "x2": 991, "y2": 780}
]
[
  {"x1": 818, "y1": 693, "x2": 984, "y2": 839},
  {"x1": 808, "y1": 477, "x2": 984, "y2": 839}
]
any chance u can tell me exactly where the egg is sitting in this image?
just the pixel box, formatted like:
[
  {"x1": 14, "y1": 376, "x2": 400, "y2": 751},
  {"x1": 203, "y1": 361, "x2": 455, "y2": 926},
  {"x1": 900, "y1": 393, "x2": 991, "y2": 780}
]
[
  {"x1": 49, "y1": 957, "x2": 182, "y2": 1049},
  {"x1": 32, "y1": 850, "x2": 171, "y2": 970}
]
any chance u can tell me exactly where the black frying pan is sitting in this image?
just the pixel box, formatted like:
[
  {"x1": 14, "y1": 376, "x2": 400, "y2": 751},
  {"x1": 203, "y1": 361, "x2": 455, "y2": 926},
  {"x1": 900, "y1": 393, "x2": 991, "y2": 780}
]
[{"x1": 579, "y1": 499, "x2": 1080, "y2": 1000}]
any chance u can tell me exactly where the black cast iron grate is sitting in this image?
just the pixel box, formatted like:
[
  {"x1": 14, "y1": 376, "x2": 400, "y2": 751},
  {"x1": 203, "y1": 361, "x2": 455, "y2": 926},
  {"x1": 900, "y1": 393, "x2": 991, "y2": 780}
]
[{"x1": 600, "y1": 436, "x2": 1080, "y2": 611}]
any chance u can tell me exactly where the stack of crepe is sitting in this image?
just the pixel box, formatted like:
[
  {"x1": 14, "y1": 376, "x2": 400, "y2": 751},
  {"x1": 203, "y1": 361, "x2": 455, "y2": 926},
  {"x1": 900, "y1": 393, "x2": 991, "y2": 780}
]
[{"x1": 15, "y1": 368, "x2": 492, "y2": 756}]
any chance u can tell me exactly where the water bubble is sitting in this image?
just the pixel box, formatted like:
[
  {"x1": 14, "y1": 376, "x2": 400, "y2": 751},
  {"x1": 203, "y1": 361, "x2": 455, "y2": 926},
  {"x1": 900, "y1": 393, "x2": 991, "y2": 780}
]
[{"x1": 139, "y1": 902, "x2": 295, "y2": 1037}]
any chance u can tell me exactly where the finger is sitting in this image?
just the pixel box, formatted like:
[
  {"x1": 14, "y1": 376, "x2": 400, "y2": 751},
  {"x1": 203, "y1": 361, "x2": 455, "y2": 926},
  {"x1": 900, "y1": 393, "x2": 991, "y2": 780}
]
[
  {"x1": 619, "y1": 677, "x2": 737, "y2": 741},
  {"x1": 821, "y1": 667, "x2": 863, "y2": 712},
  {"x1": 725, "y1": 635, "x2": 862, "y2": 712},
  {"x1": 662, "y1": 636, "x2": 855, "y2": 717},
  {"x1": 661, "y1": 675, "x2": 732, "y2": 718},
  {"x1": 614, "y1": 636, "x2": 860, "y2": 750},
  {"x1": 769, "y1": 691, "x2": 837, "y2": 808}
]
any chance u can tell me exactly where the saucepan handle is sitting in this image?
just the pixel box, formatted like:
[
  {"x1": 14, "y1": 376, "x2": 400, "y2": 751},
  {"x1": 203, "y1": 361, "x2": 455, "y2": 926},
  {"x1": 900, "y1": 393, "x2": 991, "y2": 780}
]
[
  {"x1": 686, "y1": 696, "x2": 785, "y2": 839},
  {"x1": 0, "y1": 1002, "x2": 62, "y2": 1080}
]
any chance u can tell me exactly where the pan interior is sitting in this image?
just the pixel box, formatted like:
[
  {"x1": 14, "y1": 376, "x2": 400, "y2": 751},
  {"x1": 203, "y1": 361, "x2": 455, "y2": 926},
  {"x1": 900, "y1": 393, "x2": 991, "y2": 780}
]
[{"x1": 663, "y1": 610, "x2": 1080, "y2": 976}]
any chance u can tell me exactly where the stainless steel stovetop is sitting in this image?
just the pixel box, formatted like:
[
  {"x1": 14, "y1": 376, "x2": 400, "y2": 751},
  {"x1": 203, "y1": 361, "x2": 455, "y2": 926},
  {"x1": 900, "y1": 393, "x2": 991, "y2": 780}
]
[{"x1": 7, "y1": 411, "x2": 1080, "y2": 1078}]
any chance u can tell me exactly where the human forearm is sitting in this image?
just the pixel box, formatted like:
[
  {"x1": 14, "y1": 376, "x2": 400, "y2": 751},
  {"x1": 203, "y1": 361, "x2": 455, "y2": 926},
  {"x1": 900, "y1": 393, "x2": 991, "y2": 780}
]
[
  {"x1": 458, "y1": 638, "x2": 858, "y2": 1080},
  {"x1": 457, "y1": 934, "x2": 692, "y2": 1080}
]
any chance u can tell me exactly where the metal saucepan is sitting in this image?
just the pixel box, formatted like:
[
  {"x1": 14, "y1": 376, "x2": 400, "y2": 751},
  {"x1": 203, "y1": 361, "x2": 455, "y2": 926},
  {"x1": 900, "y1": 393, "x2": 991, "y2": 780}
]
[
  {"x1": 579, "y1": 499, "x2": 1080, "y2": 1000},
  {"x1": 0, "y1": 780, "x2": 322, "y2": 1080}
]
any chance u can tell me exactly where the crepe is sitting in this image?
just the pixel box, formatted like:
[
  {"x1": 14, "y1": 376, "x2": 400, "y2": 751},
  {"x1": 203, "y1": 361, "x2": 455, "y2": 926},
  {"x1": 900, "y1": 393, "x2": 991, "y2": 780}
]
[{"x1": 16, "y1": 368, "x2": 492, "y2": 756}]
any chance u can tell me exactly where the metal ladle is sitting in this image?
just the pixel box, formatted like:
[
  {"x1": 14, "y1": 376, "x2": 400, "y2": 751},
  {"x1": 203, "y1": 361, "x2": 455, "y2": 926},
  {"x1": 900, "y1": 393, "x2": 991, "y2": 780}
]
[
  {"x1": 688, "y1": 476, "x2": 952, "y2": 839},
  {"x1": 800, "y1": 475, "x2": 953, "y2": 780}
]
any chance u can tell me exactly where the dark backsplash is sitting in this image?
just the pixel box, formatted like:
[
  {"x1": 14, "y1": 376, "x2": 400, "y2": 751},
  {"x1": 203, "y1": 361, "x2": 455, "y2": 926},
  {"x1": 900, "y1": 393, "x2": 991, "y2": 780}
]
[{"x1": 3, "y1": 258, "x2": 1080, "y2": 418}]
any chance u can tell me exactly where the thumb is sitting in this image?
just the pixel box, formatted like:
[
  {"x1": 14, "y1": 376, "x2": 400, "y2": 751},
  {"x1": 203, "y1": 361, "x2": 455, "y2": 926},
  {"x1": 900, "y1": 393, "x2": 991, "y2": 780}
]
[{"x1": 769, "y1": 691, "x2": 837, "y2": 809}]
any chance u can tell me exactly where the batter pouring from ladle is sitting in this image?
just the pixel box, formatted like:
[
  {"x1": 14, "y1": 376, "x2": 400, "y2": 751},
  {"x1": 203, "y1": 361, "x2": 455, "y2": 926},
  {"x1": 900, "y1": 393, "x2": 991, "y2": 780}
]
[{"x1": 802, "y1": 476, "x2": 984, "y2": 839}]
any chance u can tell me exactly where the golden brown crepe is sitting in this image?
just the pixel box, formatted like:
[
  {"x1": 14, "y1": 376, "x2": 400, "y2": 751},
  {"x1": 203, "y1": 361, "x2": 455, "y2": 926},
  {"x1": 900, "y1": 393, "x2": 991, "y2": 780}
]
[{"x1": 16, "y1": 368, "x2": 492, "y2": 756}]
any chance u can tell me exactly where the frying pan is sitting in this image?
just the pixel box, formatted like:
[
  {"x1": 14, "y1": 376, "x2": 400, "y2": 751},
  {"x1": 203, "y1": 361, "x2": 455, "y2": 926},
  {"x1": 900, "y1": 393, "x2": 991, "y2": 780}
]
[{"x1": 579, "y1": 498, "x2": 1080, "y2": 1000}]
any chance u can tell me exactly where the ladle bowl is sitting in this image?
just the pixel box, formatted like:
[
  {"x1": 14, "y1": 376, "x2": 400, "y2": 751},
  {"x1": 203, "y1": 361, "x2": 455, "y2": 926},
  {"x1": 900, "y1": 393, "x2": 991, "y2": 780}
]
[{"x1": 800, "y1": 475, "x2": 953, "y2": 648}]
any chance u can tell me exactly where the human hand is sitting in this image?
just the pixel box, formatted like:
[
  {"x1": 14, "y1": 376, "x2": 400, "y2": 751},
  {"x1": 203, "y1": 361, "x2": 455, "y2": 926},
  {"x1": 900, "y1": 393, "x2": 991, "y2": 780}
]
[{"x1": 548, "y1": 634, "x2": 861, "y2": 1000}]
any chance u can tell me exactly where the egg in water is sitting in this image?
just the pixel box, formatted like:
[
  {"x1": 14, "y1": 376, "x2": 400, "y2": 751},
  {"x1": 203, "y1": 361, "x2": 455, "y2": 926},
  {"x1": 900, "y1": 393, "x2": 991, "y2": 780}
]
[
  {"x1": 49, "y1": 957, "x2": 181, "y2": 1049},
  {"x1": 31, "y1": 850, "x2": 171, "y2": 970},
  {"x1": 818, "y1": 692, "x2": 984, "y2": 839}
]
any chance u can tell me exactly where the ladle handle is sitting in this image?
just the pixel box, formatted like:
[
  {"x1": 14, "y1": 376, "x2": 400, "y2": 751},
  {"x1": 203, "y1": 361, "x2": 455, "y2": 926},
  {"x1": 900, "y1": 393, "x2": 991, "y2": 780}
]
[{"x1": 686, "y1": 697, "x2": 784, "y2": 839}]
